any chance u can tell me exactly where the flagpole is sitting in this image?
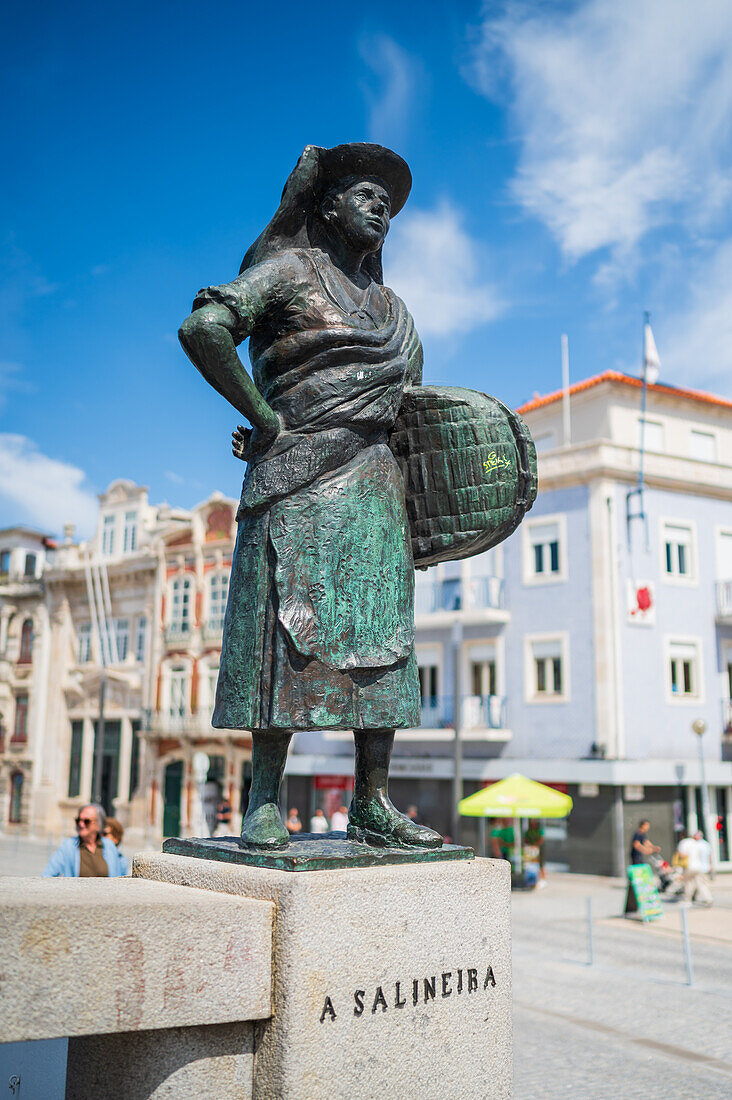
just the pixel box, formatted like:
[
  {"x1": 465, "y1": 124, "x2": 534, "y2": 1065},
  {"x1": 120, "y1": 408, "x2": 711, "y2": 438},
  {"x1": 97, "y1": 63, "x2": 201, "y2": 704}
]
[
  {"x1": 637, "y1": 311, "x2": 649, "y2": 498},
  {"x1": 561, "y1": 334, "x2": 571, "y2": 447}
]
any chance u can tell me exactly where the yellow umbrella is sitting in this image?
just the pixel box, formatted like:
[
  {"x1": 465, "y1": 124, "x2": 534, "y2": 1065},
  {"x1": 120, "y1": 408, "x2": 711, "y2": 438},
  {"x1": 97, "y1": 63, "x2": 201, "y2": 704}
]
[
  {"x1": 459, "y1": 774, "x2": 573, "y2": 876},
  {"x1": 459, "y1": 773, "x2": 573, "y2": 818}
]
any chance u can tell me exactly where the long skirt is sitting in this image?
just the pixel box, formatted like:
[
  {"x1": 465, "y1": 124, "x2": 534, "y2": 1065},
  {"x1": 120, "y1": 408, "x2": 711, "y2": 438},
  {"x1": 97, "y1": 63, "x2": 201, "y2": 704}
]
[{"x1": 212, "y1": 444, "x2": 421, "y2": 733}]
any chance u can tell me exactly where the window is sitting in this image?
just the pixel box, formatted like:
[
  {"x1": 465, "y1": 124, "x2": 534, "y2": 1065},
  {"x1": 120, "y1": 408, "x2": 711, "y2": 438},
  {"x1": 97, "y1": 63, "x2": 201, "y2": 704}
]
[
  {"x1": 170, "y1": 577, "x2": 192, "y2": 634},
  {"x1": 129, "y1": 721, "x2": 141, "y2": 800},
  {"x1": 526, "y1": 636, "x2": 569, "y2": 702},
  {"x1": 77, "y1": 622, "x2": 92, "y2": 663},
  {"x1": 637, "y1": 418, "x2": 664, "y2": 453},
  {"x1": 690, "y1": 429, "x2": 716, "y2": 462},
  {"x1": 471, "y1": 658, "x2": 497, "y2": 698},
  {"x1": 205, "y1": 666, "x2": 219, "y2": 712},
  {"x1": 18, "y1": 619, "x2": 33, "y2": 664},
  {"x1": 68, "y1": 720, "x2": 83, "y2": 798},
  {"x1": 12, "y1": 694, "x2": 29, "y2": 743},
  {"x1": 662, "y1": 521, "x2": 695, "y2": 581},
  {"x1": 134, "y1": 616, "x2": 147, "y2": 663},
  {"x1": 24, "y1": 553, "x2": 37, "y2": 578},
  {"x1": 418, "y1": 664, "x2": 438, "y2": 704},
  {"x1": 524, "y1": 515, "x2": 567, "y2": 583},
  {"x1": 168, "y1": 666, "x2": 189, "y2": 717},
  {"x1": 102, "y1": 515, "x2": 115, "y2": 557},
  {"x1": 9, "y1": 771, "x2": 23, "y2": 823},
  {"x1": 667, "y1": 641, "x2": 701, "y2": 700},
  {"x1": 123, "y1": 511, "x2": 138, "y2": 553},
  {"x1": 0, "y1": 549, "x2": 9, "y2": 575},
  {"x1": 208, "y1": 572, "x2": 229, "y2": 630},
  {"x1": 113, "y1": 618, "x2": 129, "y2": 662}
]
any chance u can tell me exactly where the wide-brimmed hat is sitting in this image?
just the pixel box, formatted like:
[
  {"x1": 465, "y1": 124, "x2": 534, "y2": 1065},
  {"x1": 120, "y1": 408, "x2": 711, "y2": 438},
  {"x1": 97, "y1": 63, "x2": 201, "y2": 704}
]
[
  {"x1": 240, "y1": 143, "x2": 412, "y2": 281},
  {"x1": 315, "y1": 143, "x2": 411, "y2": 215}
]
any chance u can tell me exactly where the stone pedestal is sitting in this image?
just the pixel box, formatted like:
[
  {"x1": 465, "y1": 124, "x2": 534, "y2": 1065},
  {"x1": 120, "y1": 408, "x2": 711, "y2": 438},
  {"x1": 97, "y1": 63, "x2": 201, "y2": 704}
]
[{"x1": 135, "y1": 849, "x2": 512, "y2": 1100}]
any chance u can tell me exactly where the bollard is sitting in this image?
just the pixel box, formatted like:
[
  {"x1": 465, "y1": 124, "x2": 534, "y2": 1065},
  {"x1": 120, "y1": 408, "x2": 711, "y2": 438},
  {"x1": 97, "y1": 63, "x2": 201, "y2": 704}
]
[
  {"x1": 586, "y1": 897, "x2": 594, "y2": 967},
  {"x1": 681, "y1": 905, "x2": 694, "y2": 986}
]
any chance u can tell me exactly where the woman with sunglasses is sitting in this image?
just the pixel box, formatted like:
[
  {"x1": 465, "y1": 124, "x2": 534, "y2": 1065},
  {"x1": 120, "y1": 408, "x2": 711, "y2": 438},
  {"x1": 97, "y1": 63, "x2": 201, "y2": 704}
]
[{"x1": 42, "y1": 803, "x2": 127, "y2": 877}]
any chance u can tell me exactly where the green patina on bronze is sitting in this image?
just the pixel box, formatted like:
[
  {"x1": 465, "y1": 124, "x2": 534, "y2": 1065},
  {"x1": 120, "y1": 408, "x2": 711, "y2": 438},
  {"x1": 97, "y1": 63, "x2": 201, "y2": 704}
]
[
  {"x1": 179, "y1": 143, "x2": 537, "y2": 855},
  {"x1": 163, "y1": 834, "x2": 474, "y2": 872}
]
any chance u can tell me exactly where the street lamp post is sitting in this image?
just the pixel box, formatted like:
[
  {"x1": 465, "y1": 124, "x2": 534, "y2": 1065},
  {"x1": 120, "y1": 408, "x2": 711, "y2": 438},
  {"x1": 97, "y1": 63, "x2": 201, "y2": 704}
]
[
  {"x1": 451, "y1": 620, "x2": 463, "y2": 845},
  {"x1": 692, "y1": 719, "x2": 715, "y2": 876}
]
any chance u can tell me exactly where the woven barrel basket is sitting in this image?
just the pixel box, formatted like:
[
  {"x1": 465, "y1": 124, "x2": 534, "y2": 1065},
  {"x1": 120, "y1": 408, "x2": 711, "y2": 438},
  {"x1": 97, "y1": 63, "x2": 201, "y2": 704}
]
[{"x1": 389, "y1": 386, "x2": 538, "y2": 569}]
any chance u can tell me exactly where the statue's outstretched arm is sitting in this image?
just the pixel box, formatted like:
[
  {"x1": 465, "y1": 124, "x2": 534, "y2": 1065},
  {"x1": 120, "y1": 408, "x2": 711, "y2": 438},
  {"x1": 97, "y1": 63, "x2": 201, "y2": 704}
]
[{"x1": 179, "y1": 303, "x2": 280, "y2": 451}]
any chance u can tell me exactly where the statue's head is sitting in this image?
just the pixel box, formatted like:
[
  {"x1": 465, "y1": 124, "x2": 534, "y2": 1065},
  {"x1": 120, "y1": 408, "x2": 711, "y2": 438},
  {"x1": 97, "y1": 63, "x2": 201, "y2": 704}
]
[
  {"x1": 240, "y1": 144, "x2": 411, "y2": 282},
  {"x1": 320, "y1": 175, "x2": 391, "y2": 254}
]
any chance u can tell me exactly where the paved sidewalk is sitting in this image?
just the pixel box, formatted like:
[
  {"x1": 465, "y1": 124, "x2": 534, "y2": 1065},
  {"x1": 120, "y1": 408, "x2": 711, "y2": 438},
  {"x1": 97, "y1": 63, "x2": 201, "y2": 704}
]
[{"x1": 513, "y1": 873, "x2": 732, "y2": 1099}]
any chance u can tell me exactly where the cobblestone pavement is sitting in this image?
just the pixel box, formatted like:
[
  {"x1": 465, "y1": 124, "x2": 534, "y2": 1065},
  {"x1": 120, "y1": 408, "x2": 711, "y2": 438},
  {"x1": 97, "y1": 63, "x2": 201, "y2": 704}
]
[{"x1": 513, "y1": 873, "x2": 732, "y2": 1099}]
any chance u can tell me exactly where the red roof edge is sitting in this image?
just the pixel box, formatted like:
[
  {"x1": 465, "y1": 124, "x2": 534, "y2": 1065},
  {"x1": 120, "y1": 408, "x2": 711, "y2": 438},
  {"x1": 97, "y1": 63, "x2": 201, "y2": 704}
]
[{"x1": 516, "y1": 370, "x2": 732, "y2": 415}]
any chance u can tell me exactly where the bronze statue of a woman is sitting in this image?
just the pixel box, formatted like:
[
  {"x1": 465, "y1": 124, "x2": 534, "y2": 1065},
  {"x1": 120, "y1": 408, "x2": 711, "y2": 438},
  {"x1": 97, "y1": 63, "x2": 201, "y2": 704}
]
[{"x1": 180, "y1": 143, "x2": 442, "y2": 850}]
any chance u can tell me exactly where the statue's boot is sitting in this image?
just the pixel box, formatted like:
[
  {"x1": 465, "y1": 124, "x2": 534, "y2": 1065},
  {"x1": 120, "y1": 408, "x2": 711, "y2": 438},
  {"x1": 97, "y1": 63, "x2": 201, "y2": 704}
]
[
  {"x1": 240, "y1": 802, "x2": 289, "y2": 849},
  {"x1": 347, "y1": 727, "x2": 443, "y2": 849},
  {"x1": 348, "y1": 791, "x2": 443, "y2": 848},
  {"x1": 239, "y1": 730, "x2": 292, "y2": 849}
]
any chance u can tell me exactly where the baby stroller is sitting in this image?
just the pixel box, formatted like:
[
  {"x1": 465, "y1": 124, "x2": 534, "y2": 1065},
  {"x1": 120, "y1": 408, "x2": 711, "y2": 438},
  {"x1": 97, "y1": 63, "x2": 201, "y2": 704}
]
[{"x1": 650, "y1": 854, "x2": 683, "y2": 898}]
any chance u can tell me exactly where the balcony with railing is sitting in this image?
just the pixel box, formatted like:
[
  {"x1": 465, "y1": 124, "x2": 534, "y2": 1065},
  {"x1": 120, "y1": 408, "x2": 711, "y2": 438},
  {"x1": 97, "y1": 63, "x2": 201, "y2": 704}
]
[
  {"x1": 414, "y1": 576, "x2": 505, "y2": 619},
  {"x1": 143, "y1": 711, "x2": 216, "y2": 736},
  {"x1": 202, "y1": 617, "x2": 225, "y2": 643},
  {"x1": 418, "y1": 694, "x2": 507, "y2": 732},
  {"x1": 716, "y1": 581, "x2": 732, "y2": 620},
  {"x1": 164, "y1": 623, "x2": 193, "y2": 646}
]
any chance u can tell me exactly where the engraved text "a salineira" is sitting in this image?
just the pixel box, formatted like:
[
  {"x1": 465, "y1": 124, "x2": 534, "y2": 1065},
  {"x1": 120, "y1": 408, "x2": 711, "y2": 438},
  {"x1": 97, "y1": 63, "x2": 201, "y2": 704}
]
[{"x1": 319, "y1": 965, "x2": 497, "y2": 1022}]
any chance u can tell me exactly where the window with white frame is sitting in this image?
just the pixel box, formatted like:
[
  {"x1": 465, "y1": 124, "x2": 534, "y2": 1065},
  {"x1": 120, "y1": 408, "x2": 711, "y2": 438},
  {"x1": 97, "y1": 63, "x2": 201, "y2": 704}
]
[
  {"x1": 77, "y1": 622, "x2": 92, "y2": 664},
  {"x1": 168, "y1": 666, "x2": 189, "y2": 718},
  {"x1": 527, "y1": 637, "x2": 568, "y2": 701},
  {"x1": 662, "y1": 521, "x2": 695, "y2": 581},
  {"x1": 524, "y1": 516, "x2": 566, "y2": 583},
  {"x1": 208, "y1": 572, "x2": 228, "y2": 630},
  {"x1": 169, "y1": 576, "x2": 192, "y2": 633},
  {"x1": 134, "y1": 616, "x2": 147, "y2": 663},
  {"x1": 418, "y1": 663, "x2": 438, "y2": 704},
  {"x1": 123, "y1": 511, "x2": 138, "y2": 553},
  {"x1": 717, "y1": 530, "x2": 732, "y2": 580},
  {"x1": 102, "y1": 514, "x2": 116, "y2": 557},
  {"x1": 204, "y1": 664, "x2": 219, "y2": 712},
  {"x1": 667, "y1": 640, "x2": 700, "y2": 700},
  {"x1": 113, "y1": 618, "x2": 129, "y2": 662},
  {"x1": 637, "y1": 417, "x2": 664, "y2": 453},
  {"x1": 469, "y1": 652, "x2": 497, "y2": 699},
  {"x1": 689, "y1": 429, "x2": 716, "y2": 463}
]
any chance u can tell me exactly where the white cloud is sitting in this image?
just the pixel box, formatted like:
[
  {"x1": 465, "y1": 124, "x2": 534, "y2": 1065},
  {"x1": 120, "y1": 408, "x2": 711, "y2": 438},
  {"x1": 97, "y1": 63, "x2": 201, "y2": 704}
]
[
  {"x1": 661, "y1": 238, "x2": 732, "y2": 395},
  {"x1": 0, "y1": 435, "x2": 98, "y2": 537},
  {"x1": 469, "y1": 0, "x2": 732, "y2": 265},
  {"x1": 359, "y1": 35, "x2": 421, "y2": 146},
  {"x1": 384, "y1": 202, "x2": 505, "y2": 337}
]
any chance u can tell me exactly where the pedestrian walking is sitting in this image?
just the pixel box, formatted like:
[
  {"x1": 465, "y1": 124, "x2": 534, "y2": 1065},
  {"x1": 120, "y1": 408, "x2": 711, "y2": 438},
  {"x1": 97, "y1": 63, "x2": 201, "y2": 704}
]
[
  {"x1": 677, "y1": 831, "x2": 713, "y2": 906},
  {"x1": 215, "y1": 795, "x2": 233, "y2": 836},
  {"x1": 310, "y1": 808, "x2": 329, "y2": 834},
  {"x1": 630, "y1": 819, "x2": 660, "y2": 865},
  {"x1": 103, "y1": 817, "x2": 129, "y2": 875},
  {"x1": 524, "y1": 819, "x2": 546, "y2": 888},
  {"x1": 330, "y1": 805, "x2": 349, "y2": 832},
  {"x1": 286, "y1": 808, "x2": 302, "y2": 835},
  {"x1": 42, "y1": 804, "x2": 126, "y2": 878}
]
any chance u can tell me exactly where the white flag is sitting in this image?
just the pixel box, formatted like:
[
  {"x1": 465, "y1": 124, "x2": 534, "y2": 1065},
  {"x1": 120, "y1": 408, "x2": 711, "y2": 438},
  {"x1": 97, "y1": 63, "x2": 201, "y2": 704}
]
[{"x1": 643, "y1": 321, "x2": 660, "y2": 384}]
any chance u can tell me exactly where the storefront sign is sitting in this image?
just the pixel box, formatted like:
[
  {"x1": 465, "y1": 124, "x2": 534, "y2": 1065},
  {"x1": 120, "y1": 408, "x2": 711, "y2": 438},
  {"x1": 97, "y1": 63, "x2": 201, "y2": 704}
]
[
  {"x1": 579, "y1": 782, "x2": 599, "y2": 798},
  {"x1": 624, "y1": 784, "x2": 644, "y2": 801}
]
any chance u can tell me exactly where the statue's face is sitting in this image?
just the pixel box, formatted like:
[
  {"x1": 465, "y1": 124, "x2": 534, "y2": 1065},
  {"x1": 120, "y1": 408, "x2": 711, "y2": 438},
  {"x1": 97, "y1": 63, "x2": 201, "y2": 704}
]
[{"x1": 324, "y1": 177, "x2": 392, "y2": 252}]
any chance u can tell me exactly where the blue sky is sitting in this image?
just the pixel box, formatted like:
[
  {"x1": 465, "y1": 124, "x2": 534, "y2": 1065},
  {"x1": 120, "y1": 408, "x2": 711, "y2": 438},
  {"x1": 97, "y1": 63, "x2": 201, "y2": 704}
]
[{"x1": 3, "y1": 0, "x2": 732, "y2": 535}]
